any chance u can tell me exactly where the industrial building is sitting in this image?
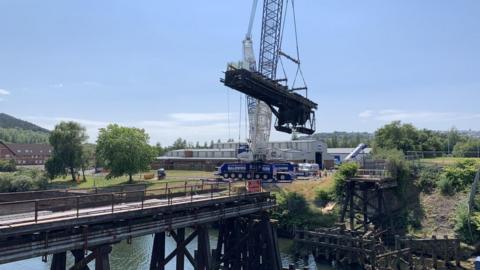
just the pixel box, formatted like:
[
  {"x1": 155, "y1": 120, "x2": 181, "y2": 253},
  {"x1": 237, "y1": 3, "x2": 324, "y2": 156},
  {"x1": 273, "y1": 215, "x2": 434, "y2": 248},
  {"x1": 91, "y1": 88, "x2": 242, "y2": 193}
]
[{"x1": 153, "y1": 139, "x2": 334, "y2": 171}]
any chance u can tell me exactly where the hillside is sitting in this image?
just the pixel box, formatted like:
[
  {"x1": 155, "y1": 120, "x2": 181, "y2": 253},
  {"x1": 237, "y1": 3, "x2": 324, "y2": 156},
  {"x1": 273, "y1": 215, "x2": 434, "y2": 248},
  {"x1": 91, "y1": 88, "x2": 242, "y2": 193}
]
[
  {"x1": 0, "y1": 113, "x2": 49, "y2": 143},
  {"x1": 0, "y1": 113, "x2": 49, "y2": 133}
]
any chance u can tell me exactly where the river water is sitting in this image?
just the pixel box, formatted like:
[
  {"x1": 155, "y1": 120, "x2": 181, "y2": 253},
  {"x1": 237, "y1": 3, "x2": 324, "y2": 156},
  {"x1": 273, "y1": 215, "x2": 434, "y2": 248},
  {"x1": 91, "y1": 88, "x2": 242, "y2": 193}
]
[{"x1": 0, "y1": 232, "x2": 334, "y2": 270}]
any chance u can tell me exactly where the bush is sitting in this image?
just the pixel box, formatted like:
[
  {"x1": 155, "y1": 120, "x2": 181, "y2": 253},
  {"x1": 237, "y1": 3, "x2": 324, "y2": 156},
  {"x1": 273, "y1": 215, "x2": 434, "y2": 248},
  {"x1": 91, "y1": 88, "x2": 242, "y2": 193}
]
[
  {"x1": 272, "y1": 191, "x2": 337, "y2": 230},
  {"x1": 0, "y1": 171, "x2": 48, "y2": 192},
  {"x1": 10, "y1": 175, "x2": 33, "y2": 192},
  {"x1": 438, "y1": 175, "x2": 455, "y2": 195},
  {"x1": 416, "y1": 165, "x2": 440, "y2": 192},
  {"x1": 333, "y1": 162, "x2": 359, "y2": 200},
  {"x1": 0, "y1": 159, "x2": 16, "y2": 172},
  {"x1": 439, "y1": 160, "x2": 479, "y2": 194},
  {"x1": 315, "y1": 189, "x2": 334, "y2": 207},
  {"x1": 455, "y1": 203, "x2": 480, "y2": 244}
]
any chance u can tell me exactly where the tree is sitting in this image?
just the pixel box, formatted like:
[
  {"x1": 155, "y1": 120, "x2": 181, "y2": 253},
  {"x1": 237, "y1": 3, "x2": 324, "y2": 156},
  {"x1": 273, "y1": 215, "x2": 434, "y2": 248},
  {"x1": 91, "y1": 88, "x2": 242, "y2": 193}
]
[
  {"x1": 153, "y1": 142, "x2": 166, "y2": 156},
  {"x1": 47, "y1": 121, "x2": 88, "y2": 181},
  {"x1": 96, "y1": 124, "x2": 155, "y2": 182},
  {"x1": 80, "y1": 144, "x2": 96, "y2": 181},
  {"x1": 172, "y1": 137, "x2": 187, "y2": 150},
  {"x1": 453, "y1": 139, "x2": 480, "y2": 157}
]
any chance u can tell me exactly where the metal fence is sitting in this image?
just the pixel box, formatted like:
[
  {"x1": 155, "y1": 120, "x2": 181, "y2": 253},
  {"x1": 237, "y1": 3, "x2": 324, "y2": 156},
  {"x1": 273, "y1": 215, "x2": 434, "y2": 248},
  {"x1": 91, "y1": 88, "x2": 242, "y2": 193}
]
[{"x1": 0, "y1": 179, "x2": 260, "y2": 227}]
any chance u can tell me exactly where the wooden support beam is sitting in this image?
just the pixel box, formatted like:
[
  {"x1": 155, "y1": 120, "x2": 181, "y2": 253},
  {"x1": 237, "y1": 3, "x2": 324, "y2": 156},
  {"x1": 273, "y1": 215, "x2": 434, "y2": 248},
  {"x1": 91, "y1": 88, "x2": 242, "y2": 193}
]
[
  {"x1": 175, "y1": 228, "x2": 185, "y2": 270},
  {"x1": 71, "y1": 249, "x2": 90, "y2": 270},
  {"x1": 196, "y1": 226, "x2": 211, "y2": 270},
  {"x1": 51, "y1": 252, "x2": 67, "y2": 270},
  {"x1": 150, "y1": 232, "x2": 166, "y2": 270},
  {"x1": 70, "y1": 245, "x2": 111, "y2": 270},
  {"x1": 94, "y1": 245, "x2": 112, "y2": 270},
  {"x1": 264, "y1": 217, "x2": 282, "y2": 270}
]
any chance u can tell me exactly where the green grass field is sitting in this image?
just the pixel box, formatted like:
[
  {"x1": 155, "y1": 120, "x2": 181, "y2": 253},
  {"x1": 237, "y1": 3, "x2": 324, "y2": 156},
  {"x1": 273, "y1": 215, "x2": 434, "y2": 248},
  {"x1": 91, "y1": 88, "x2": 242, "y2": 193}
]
[
  {"x1": 419, "y1": 157, "x2": 480, "y2": 166},
  {"x1": 49, "y1": 170, "x2": 215, "y2": 190}
]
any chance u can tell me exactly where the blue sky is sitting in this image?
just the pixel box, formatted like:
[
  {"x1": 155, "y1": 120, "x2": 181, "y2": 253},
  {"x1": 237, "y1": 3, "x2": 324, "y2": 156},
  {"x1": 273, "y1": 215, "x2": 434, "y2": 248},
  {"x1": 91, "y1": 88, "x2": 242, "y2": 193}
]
[{"x1": 0, "y1": 0, "x2": 479, "y2": 145}]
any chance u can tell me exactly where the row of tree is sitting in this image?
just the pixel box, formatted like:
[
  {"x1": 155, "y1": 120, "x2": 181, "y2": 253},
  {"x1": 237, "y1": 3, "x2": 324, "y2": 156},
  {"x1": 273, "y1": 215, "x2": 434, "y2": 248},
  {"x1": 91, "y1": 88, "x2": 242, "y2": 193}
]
[
  {"x1": 46, "y1": 122, "x2": 154, "y2": 182},
  {"x1": 0, "y1": 128, "x2": 49, "y2": 144},
  {"x1": 153, "y1": 138, "x2": 231, "y2": 156},
  {"x1": 373, "y1": 121, "x2": 479, "y2": 156}
]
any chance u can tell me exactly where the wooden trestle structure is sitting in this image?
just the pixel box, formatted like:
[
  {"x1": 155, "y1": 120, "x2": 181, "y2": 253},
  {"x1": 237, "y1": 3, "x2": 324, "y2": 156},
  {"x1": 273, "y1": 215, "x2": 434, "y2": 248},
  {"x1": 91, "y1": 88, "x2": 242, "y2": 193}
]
[
  {"x1": 339, "y1": 168, "x2": 397, "y2": 233},
  {"x1": 0, "y1": 181, "x2": 283, "y2": 270},
  {"x1": 294, "y1": 162, "x2": 463, "y2": 269},
  {"x1": 295, "y1": 227, "x2": 462, "y2": 269}
]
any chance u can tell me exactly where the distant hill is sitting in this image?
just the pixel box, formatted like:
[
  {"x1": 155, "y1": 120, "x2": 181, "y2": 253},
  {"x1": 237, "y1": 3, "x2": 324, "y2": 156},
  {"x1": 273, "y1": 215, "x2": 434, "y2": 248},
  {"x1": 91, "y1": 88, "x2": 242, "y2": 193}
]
[
  {"x1": 0, "y1": 113, "x2": 50, "y2": 144},
  {"x1": 0, "y1": 113, "x2": 49, "y2": 133}
]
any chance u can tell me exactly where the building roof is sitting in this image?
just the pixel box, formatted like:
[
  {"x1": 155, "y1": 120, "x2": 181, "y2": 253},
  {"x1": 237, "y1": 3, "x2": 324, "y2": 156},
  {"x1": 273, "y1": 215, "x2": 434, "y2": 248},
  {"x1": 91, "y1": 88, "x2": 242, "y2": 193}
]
[
  {"x1": 156, "y1": 156, "x2": 237, "y2": 161},
  {"x1": 327, "y1": 148, "x2": 372, "y2": 154},
  {"x1": 6, "y1": 143, "x2": 52, "y2": 156},
  {"x1": 169, "y1": 148, "x2": 236, "y2": 152}
]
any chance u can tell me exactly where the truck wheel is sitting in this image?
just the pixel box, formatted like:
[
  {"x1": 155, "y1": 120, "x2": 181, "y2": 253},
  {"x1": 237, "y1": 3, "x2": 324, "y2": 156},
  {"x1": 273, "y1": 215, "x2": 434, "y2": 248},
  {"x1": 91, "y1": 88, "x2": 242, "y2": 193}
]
[
  {"x1": 280, "y1": 174, "x2": 285, "y2": 180},
  {"x1": 224, "y1": 173, "x2": 229, "y2": 178},
  {"x1": 230, "y1": 173, "x2": 236, "y2": 179},
  {"x1": 238, "y1": 173, "x2": 243, "y2": 179},
  {"x1": 255, "y1": 174, "x2": 260, "y2": 179},
  {"x1": 246, "y1": 173, "x2": 251, "y2": 179},
  {"x1": 263, "y1": 175, "x2": 268, "y2": 180}
]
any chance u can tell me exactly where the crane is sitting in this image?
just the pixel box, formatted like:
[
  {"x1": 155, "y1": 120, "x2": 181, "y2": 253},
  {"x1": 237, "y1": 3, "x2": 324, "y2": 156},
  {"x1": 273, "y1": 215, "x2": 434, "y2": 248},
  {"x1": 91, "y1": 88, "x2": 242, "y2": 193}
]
[{"x1": 218, "y1": 0, "x2": 317, "y2": 181}]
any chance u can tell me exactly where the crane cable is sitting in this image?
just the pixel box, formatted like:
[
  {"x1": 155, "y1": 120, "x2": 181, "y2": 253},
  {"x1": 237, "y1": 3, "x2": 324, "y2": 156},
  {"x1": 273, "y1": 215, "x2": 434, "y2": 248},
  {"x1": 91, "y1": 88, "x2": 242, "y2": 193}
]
[
  {"x1": 278, "y1": 0, "x2": 290, "y2": 82},
  {"x1": 239, "y1": 94, "x2": 242, "y2": 142},
  {"x1": 290, "y1": 0, "x2": 309, "y2": 97}
]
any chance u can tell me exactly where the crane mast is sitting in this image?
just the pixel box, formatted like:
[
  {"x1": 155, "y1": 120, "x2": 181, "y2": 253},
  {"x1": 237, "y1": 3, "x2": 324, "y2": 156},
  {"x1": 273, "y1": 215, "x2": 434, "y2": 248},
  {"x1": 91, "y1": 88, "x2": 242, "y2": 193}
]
[
  {"x1": 218, "y1": 0, "x2": 317, "y2": 182},
  {"x1": 245, "y1": 0, "x2": 284, "y2": 161}
]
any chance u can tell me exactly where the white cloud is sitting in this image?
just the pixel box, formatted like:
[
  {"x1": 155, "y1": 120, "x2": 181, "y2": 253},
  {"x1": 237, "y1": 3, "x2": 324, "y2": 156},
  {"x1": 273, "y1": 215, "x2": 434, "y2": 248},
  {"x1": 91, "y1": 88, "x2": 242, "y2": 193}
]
[
  {"x1": 22, "y1": 113, "x2": 248, "y2": 145},
  {"x1": 169, "y1": 113, "x2": 229, "y2": 122},
  {"x1": 358, "y1": 109, "x2": 480, "y2": 123},
  {"x1": 82, "y1": 81, "x2": 104, "y2": 87},
  {"x1": 358, "y1": 110, "x2": 373, "y2": 118},
  {"x1": 0, "y1": 89, "x2": 10, "y2": 95},
  {"x1": 50, "y1": 83, "x2": 64, "y2": 88}
]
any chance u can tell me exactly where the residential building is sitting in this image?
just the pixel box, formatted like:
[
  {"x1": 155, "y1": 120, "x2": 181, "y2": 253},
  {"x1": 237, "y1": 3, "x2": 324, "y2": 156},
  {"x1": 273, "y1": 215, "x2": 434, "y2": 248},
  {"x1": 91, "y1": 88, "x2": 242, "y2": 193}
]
[{"x1": 0, "y1": 141, "x2": 53, "y2": 166}]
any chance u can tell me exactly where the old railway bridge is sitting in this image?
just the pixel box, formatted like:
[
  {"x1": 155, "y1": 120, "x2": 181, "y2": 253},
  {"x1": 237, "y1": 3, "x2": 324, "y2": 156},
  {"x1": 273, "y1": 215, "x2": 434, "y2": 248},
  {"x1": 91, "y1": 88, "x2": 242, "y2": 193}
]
[{"x1": 0, "y1": 180, "x2": 282, "y2": 270}]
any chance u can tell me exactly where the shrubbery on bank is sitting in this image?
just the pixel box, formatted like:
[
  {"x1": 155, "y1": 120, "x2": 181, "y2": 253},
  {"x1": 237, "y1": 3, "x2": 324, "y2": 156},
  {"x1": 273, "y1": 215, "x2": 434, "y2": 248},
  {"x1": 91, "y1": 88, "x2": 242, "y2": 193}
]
[
  {"x1": 271, "y1": 191, "x2": 337, "y2": 235},
  {"x1": 0, "y1": 170, "x2": 48, "y2": 192}
]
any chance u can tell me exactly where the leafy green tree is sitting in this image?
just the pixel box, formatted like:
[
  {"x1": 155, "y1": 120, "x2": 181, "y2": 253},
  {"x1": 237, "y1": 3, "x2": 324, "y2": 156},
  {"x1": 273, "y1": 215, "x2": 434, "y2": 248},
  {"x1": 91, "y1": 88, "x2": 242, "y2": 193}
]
[
  {"x1": 0, "y1": 159, "x2": 16, "y2": 172},
  {"x1": 153, "y1": 142, "x2": 166, "y2": 156},
  {"x1": 333, "y1": 162, "x2": 359, "y2": 199},
  {"x1": 374, "y1": 121, "x2": 419, "y2": 153},
  {"x1": 446, "y1": 127, "x2": 465, "y2": 153},
  {"x1": 0, "y1": 128, "x2": 49, "y2": 143},
  {"x1": 172, "y1": 138, "x2": 187, "y2": 150},
  {"x1": 453, "y1": 139, "x2": 480, "y2": 157},
  {"x1": 80, "y1": 144, "x2": 96, "y2": 181},
  {"x1": 47, "y1": 122, "x2": 88, "y2": 181},
  {"x1": 96, "y1": 124, "x2": 155, "y2": 182}
]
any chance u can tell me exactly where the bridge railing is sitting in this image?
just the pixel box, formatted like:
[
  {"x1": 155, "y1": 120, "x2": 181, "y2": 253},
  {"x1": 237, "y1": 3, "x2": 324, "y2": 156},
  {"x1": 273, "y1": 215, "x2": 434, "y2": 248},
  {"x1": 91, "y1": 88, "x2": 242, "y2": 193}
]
[
  {"x1": 0, "y1": 180, "x2": 261, "y2": 227},
  {"x1": 355, "y1": 169, "x2": 391, "y2": 179}
]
